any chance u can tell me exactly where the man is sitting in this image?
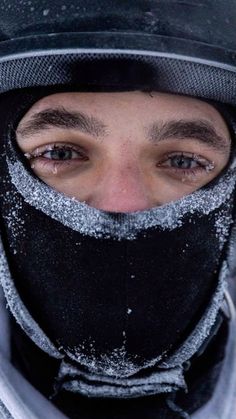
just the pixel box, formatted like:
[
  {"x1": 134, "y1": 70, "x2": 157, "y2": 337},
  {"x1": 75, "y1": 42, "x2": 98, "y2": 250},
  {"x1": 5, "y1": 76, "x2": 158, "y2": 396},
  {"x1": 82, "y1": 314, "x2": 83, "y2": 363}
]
[{"x1": 0, "y1": 1, "x2": 236, "y2": 418}]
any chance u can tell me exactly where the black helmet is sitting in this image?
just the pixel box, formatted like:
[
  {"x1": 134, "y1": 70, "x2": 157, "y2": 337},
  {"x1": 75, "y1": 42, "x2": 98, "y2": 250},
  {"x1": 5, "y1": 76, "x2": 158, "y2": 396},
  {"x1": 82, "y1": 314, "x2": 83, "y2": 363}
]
[{"x1": 0, "y1": 0, "x2": 236, "y2": 103}]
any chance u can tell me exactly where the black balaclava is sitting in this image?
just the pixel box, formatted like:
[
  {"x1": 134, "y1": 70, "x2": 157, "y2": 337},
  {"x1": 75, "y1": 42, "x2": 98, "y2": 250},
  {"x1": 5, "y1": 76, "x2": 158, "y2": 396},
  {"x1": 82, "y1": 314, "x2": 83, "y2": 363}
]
[{"x1": 0, "y1": 87, "x2": 235, "y2": 404}]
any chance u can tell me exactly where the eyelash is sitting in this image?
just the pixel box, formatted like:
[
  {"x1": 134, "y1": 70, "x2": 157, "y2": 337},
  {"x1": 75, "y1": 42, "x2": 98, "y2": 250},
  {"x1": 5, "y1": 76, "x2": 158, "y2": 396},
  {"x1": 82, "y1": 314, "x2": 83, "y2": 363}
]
[
  {"x1": 157, "y1": 151, "x2": 214, "y2": 179},
  {"x1": 25, "y1": 143, "x2": 215, "y2": 178},
  {"x1": 25, "y1": 143, "x2": 88, "y2": 170}
]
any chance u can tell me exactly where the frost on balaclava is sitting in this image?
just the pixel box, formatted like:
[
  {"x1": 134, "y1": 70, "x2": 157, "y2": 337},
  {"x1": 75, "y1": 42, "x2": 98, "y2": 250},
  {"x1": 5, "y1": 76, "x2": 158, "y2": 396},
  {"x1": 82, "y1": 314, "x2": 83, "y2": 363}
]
[{"x1": 0, "y1": 88, "x2": 235, "y2": 401}]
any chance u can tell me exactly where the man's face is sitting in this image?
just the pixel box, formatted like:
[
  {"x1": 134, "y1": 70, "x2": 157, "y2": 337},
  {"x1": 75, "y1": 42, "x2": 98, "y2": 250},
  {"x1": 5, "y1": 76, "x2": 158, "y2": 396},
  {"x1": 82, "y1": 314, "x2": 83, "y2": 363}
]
[{"x1": 16, "y1": 91, "x2": 231, "y2": 212}]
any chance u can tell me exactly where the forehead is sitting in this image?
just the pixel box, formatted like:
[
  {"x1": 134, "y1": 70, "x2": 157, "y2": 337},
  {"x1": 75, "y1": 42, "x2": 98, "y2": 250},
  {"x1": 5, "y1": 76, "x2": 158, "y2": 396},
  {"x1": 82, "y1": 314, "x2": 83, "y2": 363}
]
[{"x1": 18, "y1": 91, "x2": 230, "y2": 137}]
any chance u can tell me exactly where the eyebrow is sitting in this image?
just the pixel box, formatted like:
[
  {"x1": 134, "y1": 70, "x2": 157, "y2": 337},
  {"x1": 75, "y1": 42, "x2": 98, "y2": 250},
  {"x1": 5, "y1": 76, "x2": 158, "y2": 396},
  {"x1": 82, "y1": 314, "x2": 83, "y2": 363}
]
[
  {"x1": 17, "y1": 107, "x2": 230, "y2": 153},
  {"x1": 147, "y1": 120, "x2": 230, "y2": 152},
  {"x1": 16, "y1": 107, "x2": 108, "y2": 138}
]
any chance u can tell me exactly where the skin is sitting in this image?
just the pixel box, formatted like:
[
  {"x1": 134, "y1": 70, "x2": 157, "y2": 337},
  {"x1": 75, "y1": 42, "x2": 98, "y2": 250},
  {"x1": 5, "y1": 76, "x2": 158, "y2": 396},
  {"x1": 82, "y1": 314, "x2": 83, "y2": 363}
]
[{"x1": 16, "y1": 91, "x2": 231, "y2": 213}]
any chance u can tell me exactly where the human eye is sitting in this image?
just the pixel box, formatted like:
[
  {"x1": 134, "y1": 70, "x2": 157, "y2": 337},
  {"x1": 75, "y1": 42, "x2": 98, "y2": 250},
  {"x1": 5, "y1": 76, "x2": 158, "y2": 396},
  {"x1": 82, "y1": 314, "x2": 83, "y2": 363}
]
[
  {"x1": 24, "y1": 142, "x2": 89, "y2": 175},
  {"x1": 157, "y1": 152, "x2": 215, "y2": 181}
]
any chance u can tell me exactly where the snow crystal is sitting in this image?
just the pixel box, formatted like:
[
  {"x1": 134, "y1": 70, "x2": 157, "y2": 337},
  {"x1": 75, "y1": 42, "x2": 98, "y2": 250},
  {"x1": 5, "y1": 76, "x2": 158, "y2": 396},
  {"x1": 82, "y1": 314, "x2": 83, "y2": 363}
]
[
  {"x1": 215, "y1": 208, "x2": 234, "y2": 249},
  {"x1": 64, "y1": 334, "x2": 165, "y2": 379},
  {"x1": 43, "y1": 9, "x2": 49, "y2": 16},
  {"x1": 1, "y1": 188, "x2": 25, "y2": 251}
]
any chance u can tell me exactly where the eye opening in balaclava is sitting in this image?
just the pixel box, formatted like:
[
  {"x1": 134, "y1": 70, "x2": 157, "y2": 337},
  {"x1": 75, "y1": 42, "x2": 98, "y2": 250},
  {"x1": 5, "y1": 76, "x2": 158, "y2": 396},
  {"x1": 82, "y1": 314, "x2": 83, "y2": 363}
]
[{"x1": 4, "y1": 86, "x2": 236, "y2": 196}]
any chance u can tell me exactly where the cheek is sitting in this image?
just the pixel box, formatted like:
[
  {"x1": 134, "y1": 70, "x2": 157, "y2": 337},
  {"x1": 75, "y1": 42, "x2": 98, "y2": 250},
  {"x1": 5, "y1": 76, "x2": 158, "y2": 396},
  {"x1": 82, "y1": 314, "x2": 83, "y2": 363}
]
[
  {"x1": 150, "y1": 164, "x2": 227, "y2": 205},
  {"x1": 150, "y1": 178, "x2": 199, "y2": 205},
  {"x1": 34, "y1": 168, "x2": 100, "y2": 201}
]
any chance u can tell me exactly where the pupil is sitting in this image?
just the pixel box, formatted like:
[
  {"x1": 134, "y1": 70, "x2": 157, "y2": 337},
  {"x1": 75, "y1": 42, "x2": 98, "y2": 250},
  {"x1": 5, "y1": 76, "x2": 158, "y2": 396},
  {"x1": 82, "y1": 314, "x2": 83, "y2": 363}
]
[
  {"x1": 51, "y1": 149, "x2": 72, "y2": 160},
  {"x1": 171, "y1": 156, "x2": 191, "y2": 169}
]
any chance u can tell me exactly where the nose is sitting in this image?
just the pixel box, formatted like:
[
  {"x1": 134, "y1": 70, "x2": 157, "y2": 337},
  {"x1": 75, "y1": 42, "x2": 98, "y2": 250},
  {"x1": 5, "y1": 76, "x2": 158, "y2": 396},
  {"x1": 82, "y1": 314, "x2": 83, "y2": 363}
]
[{"x1": 89, "y1": 165, "x2": 154, "y2": 213}]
